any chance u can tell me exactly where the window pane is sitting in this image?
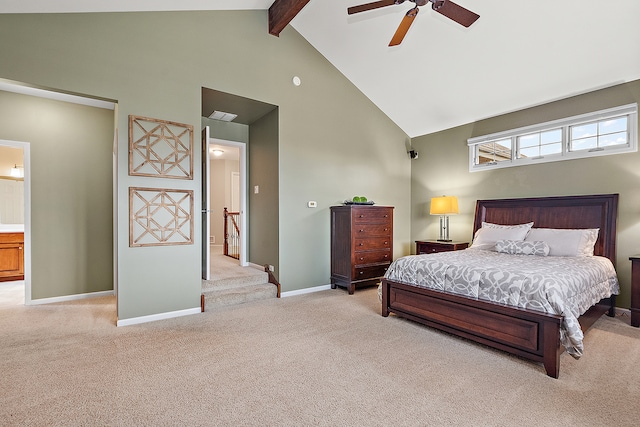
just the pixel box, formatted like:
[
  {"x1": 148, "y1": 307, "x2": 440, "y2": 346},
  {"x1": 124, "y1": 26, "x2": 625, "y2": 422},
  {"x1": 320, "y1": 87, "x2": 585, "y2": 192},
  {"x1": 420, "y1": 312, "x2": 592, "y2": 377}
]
[
  {"x1": 598, "y1": 131, "x2": 627, "y2": 147},
  {"x1": 571, "y1": 137, "x2": 597, "y2": 151},
  {"x1": 519, "y1": 147, "x2": 539, "y2": 158},
  {"x1": 541, "y1": 129, "x2": 562, "y2": 144},
  {"x1": 540, "y1": 143, "x2": 562, "y2": 155},
  {"x1": 476, "y1": 139, "x2": 512, "y2": 164},
  {"x1": 571, "y1": 123, "x2": 597, "y2": 140},
  {"x1": 599, "y1": 117, "x2": 627, "y2": 135},
  {"x1": 518, "y1": 134, "x2": 539, "y2": 149}
]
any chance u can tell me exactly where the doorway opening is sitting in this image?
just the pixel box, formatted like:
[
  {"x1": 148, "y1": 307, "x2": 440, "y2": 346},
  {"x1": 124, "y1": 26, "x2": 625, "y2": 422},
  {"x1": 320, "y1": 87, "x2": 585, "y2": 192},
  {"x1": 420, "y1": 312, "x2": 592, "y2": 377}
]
[
  {"x1": 208, "y1": 139, "x2": 244, "y2": 262},
  {"x1": 201, "y1": 86, "x2": 279, "y2": 281},
  {"x1": 0, "y1": 79, "x2": 116, "y2": 307}
]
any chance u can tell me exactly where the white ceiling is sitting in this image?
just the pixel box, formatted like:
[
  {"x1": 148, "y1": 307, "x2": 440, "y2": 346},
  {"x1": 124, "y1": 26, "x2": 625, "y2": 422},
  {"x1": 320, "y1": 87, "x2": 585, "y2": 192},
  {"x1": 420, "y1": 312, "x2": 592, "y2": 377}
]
[{"x1": 3, "y1": 0, "x2": 639, "y2": 137}]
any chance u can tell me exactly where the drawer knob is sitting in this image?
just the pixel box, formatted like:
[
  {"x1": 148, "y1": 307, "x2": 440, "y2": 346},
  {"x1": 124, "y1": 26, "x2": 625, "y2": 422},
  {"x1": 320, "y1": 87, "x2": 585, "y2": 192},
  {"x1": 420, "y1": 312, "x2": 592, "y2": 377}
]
[
  {"x1": 359, "y1": 229, "x2": 364, "y2": 232},
  {"x1": 359, "y1": 271, "x2": 363, "y2": 275},
  {"x1": 359, "y1": 243, "x2": 364, "y2": 246},
  {"x1": 384, "y1": 241, "x2": 388, "y2": 245}
]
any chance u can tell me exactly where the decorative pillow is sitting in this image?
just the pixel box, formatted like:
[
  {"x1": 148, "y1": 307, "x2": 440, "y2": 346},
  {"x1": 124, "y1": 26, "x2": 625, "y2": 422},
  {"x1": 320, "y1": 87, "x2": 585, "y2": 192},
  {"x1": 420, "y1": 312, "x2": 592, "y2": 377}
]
[
  {"x1": 524, "y1": 228, "x2": 599, "y2": 257},
  {"x1": 469, "y1": 222, "x2": 534, "y2": 251},
  {"x1": 495, "y1": 240, "x2": 550, "y2": 256}
]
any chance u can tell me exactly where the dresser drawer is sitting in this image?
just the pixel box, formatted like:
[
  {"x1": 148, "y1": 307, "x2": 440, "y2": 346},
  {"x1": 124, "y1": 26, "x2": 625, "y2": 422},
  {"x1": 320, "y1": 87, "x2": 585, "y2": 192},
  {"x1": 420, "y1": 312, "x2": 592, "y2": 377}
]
[
  {"x1": 421, "y1": 244, "x2": 450, "y2": 254},
  {"x1": 354, "y1": 249, "x2": 391, "y2": 266},
  {"x1": 416, "y1": 241, "x2": 469, "y2": 254},
  {"x1": 354, "y1": 224, "x2": 391, "y2": 236},
  {"x1": 354, "y1": 264, "x2": 390, "y2": 280},
  {"x1": 355, "y1": 237, "x2": 391, "y2": 251},
  {"x1": 353, "y1": 209, "x2": 392, "y2": 224}
]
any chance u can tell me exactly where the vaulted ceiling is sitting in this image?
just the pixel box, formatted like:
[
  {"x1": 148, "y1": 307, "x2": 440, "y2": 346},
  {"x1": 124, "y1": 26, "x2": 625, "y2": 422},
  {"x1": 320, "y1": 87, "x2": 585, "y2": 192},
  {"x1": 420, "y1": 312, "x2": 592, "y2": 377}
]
[{"x1": 3, "y1": 0, "x2": 640, "y2": 137}]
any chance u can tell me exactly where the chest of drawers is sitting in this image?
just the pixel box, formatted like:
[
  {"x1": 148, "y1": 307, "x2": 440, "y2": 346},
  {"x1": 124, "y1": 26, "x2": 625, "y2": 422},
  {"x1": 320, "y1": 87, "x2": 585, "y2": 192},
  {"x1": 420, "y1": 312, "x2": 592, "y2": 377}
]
[{"x1": 330, "y1": 205, "x2": 393, "y2": 294}]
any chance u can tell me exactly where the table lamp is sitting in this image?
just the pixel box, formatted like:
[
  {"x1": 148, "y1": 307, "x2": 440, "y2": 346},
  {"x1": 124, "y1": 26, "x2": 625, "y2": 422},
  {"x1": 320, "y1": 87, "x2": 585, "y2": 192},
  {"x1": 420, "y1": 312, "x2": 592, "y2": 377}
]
[{"x1": 430, "y1": 196, "x2": 459, "y2": 242}]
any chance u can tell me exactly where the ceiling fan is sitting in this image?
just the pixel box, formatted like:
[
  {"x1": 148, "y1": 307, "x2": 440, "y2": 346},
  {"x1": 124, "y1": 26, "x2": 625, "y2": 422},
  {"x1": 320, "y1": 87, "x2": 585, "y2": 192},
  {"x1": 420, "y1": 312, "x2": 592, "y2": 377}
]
[{"x1": 347, "y1": 0, "x2": 480, "y2": 46}]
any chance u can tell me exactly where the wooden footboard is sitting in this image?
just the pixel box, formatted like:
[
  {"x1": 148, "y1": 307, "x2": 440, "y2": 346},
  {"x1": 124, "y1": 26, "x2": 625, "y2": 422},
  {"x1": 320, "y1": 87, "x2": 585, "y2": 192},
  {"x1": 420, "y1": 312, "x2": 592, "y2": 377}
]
[{"x1": 382, "y1": 279, "x2": 563, "y2": 378}]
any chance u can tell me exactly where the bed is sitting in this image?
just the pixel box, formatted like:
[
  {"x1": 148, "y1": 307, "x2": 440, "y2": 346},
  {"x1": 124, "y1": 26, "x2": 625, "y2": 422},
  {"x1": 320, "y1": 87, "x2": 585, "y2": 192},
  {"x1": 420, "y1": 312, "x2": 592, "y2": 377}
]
[{"x1": 380, "y1": 194, "x2": 619, "y2": 378}]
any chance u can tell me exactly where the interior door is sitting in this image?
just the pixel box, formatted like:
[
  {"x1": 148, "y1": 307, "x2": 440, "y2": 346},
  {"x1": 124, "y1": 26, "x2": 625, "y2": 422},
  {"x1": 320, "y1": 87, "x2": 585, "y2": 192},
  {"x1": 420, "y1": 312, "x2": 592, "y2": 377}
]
[{"x1": 201, "y1": 127, "x2": 211, "y2": 280}]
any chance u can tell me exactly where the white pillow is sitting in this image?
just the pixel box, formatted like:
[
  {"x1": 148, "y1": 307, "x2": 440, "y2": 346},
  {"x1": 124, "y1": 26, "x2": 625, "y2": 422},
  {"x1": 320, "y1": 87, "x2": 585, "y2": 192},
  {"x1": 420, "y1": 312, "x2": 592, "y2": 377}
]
[
  {"x1": 469, "y1": 222, "x2": 534, "y2": 251},
  {"x1": 524, "y1": 228, "x2": 599, "y2": 257}
]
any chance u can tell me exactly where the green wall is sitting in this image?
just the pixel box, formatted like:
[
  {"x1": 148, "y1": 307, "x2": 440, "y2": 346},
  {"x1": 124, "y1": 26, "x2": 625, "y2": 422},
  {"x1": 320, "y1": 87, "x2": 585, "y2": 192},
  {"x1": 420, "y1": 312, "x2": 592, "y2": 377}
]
[
  {"x1": 0, "y1": 90, "x2": 114, "y2": 299},
  {"x1": 0, "y1": 11, "x2": 411, "y2": 320},
  {"x1": 249, "y1": 108, "x2": 280, "y2": 276},
  {"x1": 411, "y1": 80, "x2": 640, "y2": 308}
]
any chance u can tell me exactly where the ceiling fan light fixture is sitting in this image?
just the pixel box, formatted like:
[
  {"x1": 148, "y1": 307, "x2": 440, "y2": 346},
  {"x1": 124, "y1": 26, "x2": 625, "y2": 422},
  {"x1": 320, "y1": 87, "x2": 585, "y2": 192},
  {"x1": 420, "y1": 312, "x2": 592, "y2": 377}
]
[{"x1": 348, "y1": 0, "x2": 479, "y2": 45}]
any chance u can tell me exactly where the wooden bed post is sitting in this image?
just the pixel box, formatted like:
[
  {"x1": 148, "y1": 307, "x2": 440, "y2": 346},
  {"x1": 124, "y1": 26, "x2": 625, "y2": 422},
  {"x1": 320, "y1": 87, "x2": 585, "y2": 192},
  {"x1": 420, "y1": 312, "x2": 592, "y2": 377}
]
[
  {"x1": 381, "y1": 279, "x2": 390, "y2": 317},
  {"x1": 541, "y1": 319, "x2": 561, "y2": 379}
]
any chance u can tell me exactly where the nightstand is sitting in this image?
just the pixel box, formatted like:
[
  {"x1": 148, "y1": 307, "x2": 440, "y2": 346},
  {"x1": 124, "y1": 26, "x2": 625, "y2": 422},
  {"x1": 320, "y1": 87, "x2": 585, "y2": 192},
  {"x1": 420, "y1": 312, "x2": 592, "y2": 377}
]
[
  {"x1": 415, "y1": 240, "x2": 469, "y2": 255},
  {"x1": 628, "y1": 255, "x2": 640, "y2": 327}
]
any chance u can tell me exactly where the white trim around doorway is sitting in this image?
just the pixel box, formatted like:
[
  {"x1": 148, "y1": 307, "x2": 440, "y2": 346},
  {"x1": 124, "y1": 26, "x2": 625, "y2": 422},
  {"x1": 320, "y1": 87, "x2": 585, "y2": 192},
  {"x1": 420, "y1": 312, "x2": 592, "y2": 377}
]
[
  {"x1": 209, "y1": 138, "x2": 248, "y2": 266},
  {"x1": 0, "y1": 138, "x2": 31, "y2": 304}
]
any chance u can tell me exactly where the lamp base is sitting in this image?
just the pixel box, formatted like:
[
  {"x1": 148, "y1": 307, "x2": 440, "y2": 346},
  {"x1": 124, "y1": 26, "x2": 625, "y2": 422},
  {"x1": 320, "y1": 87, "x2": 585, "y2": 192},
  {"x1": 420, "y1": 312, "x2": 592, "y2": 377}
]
[{"x1": 436, "y1": 239, "x2": 452, "y2": 242}]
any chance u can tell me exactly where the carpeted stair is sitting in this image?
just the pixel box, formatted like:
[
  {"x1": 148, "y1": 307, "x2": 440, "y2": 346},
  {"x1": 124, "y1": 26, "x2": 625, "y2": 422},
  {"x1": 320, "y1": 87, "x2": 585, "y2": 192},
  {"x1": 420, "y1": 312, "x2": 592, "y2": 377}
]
[{"x1": 201, "y1": 268, "x2": 277, "y2": 311}]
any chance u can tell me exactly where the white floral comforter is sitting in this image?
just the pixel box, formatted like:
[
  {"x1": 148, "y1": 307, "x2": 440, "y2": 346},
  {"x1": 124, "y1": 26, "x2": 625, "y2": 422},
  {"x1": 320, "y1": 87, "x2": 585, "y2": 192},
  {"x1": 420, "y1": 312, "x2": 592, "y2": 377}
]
[{"x1": 383, "y1": 249, "x2": 619, "y2": 358}]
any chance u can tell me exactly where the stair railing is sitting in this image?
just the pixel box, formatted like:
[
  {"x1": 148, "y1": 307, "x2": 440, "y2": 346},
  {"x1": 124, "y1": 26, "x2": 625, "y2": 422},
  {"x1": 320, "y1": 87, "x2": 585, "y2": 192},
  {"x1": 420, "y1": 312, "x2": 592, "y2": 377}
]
[{"x1": 223, "y1": 207, "x2": 240, "y2": 260}]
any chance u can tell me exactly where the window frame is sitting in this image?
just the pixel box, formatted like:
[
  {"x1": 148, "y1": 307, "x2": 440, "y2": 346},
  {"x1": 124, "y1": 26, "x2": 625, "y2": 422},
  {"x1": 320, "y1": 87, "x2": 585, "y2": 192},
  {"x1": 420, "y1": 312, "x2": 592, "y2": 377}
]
[{"x1": 468, "y1": 103, "x2": 638, "y2": 172}]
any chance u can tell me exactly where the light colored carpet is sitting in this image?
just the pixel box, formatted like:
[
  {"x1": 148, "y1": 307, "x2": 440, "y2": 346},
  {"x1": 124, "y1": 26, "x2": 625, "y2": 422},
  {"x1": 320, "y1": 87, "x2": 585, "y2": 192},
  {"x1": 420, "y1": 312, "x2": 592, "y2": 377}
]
[
  {"x1": 1, "y1": 285, "x2": 639, "y2": 426},
  {"x1": 202, "y1": 253, "x2": 277, "y2": 309}
]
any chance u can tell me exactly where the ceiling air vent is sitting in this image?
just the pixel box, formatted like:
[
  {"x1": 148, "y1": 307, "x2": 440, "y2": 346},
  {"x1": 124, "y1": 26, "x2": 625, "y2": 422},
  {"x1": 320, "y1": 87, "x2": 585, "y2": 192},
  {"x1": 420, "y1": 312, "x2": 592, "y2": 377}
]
[{"x1": 208, "y1": 110, "x2": 238, "y2": 122}]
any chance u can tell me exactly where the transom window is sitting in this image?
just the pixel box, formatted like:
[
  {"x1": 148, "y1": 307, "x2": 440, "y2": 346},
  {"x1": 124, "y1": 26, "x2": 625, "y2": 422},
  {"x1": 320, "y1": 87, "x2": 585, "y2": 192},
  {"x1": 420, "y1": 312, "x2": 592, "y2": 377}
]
[{"x1": 468, "y1": 104, "x2": 637, "y2": 171}]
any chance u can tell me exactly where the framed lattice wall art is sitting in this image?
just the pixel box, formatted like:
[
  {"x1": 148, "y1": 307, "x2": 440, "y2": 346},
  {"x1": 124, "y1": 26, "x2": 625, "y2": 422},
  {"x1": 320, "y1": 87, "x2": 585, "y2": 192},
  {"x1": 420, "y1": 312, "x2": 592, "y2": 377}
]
[
  {"x1": 129, "y1": 187, "x2": 194, "y2": 247},
  {"x1": 129, "y1": 115, "x2": 194, "y2": 179}
]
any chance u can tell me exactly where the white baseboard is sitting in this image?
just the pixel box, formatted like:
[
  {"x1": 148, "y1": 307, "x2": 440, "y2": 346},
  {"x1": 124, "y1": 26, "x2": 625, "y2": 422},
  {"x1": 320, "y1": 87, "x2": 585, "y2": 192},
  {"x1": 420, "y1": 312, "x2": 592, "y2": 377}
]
[
  {"x1": 248, "y1": 262, "x2": 264, "y2": 271},
  {"x1": 281, "y1": 284, "x2": 332, "y2": 298},
  {"x1": 117, "y1": 306, "x2": 201, "y2": 327},
  {"x1": 27, "y1": 290, "x2": 114, "y2": 305}
]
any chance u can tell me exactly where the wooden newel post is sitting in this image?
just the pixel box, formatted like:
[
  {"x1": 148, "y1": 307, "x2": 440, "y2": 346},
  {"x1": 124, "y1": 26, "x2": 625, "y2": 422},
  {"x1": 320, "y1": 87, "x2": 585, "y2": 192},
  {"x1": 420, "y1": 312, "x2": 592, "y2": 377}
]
[{"x1": 223, "y1": 207, "x2": 229, "y2": 256}]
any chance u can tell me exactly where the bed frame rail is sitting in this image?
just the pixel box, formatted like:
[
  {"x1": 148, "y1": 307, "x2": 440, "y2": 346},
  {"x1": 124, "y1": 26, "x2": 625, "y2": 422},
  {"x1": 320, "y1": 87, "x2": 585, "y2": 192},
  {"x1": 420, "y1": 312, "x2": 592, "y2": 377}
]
[{"x1": 382, "y1": 279, "x2": 563, "y2": 377}]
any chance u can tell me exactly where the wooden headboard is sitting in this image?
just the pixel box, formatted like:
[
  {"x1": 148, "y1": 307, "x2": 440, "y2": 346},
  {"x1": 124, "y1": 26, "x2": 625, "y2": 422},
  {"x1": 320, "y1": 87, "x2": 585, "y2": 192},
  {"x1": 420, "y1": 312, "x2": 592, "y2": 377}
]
[{"x1": 473, "y1": 194, "x2": 619, "y2": 263}]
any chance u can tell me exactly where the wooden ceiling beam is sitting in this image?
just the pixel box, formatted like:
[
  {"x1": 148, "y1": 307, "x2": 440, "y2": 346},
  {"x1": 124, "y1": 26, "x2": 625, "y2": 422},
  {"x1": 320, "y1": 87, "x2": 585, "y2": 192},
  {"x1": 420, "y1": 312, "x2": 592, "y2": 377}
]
[{"x1": 269, "y1": 0, "x2": 311, "y2": 36}]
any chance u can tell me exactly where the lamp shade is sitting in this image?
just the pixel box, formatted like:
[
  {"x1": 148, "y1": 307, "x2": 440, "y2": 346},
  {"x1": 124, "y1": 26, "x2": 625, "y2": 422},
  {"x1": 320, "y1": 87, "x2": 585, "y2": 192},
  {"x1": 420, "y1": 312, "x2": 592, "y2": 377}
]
[{"x1": 430, "y1": 196, "x2": 459, "y2": 215}]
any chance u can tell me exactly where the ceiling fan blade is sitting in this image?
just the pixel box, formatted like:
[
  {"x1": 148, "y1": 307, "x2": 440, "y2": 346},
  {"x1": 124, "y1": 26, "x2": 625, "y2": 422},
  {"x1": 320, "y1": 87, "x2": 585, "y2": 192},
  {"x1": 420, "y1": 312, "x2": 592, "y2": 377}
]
[
  {"x1": 348, "y1": 0, "x2": 399, "y2": 15},
  {"x1": 389, "y1": 7, "x2": 419, "y2": 46},
  {"x1": 431, "y1": 0, "x2": 479, "y2": 27}
]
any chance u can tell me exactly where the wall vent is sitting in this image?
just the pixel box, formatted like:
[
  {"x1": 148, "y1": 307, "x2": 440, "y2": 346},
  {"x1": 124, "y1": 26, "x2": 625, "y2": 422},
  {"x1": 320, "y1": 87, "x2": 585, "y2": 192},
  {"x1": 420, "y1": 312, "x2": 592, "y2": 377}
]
[{"x1": 208, "y1": 110, "x2": 238, "y2": 122}]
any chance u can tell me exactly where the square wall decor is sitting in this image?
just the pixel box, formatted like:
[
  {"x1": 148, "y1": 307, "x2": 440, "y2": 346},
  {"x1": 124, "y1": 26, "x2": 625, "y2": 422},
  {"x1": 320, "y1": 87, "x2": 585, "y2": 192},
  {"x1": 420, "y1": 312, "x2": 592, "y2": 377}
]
[
  {"x1": 129, "y1": 187, "x2": 194, "y2": 247},
  {"x1": 129, "y1": 115, "x2": 194, "y2": 179}
]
